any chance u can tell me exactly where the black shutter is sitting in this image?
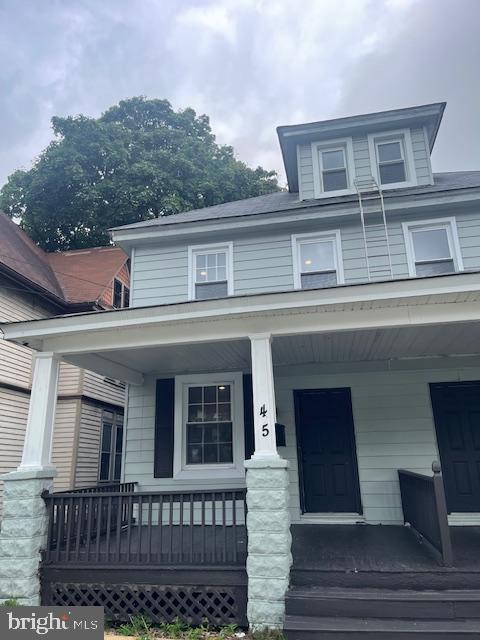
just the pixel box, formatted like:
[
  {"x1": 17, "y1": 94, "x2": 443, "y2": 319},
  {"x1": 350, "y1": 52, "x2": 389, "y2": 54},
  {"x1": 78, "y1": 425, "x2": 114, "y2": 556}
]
[
  {"x1": 154, "y1": 378, "x2": 175, "y2": 478},
  {"x1": 243, "y1": 374, "x2": 255, "y2": 460}
]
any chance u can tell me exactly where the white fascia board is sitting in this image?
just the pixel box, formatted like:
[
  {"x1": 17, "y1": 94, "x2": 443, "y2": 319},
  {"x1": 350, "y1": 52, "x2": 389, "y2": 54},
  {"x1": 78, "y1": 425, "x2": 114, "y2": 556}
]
[
  {"x1": 111, "y1": 190, "x2": 480, "y2": 247},
  {"x1": 2, "y1": 272, "x2": 480, "y2": 352}
]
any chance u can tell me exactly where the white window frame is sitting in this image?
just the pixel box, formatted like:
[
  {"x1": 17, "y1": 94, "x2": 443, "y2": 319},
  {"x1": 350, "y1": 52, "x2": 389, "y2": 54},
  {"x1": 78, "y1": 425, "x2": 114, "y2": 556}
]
[
  {"x1": 402, "y1": 217, "x2": 464, "y2": 278},
  {"x1": 187, "y1": 242, "x2": 234, "y2": 301},
  {"x1": 291, "y1": 230, "x2": 345, "y2": 290},
  {"x1": 368, "y1": 129, "x2": 417, "y2": 190},
  {"x1": 173, "y1": 372, "x2": 245, "y2": 480},
  {"x1": 311, "y1": 137, "x2": 355, "y2": 198}
]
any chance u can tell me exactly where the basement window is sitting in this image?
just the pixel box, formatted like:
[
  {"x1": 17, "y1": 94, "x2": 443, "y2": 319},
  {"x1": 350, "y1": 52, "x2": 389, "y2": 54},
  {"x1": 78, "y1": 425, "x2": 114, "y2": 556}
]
[{"x1": 402, "y1": 218, "x2": 463, "y2": 277}]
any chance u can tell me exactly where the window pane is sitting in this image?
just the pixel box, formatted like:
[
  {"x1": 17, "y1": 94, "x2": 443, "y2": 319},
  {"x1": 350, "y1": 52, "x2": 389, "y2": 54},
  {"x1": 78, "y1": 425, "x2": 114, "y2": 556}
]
[
  {"x1": 188, "y1": 404, "x2": 204, "y2": 422},
  {"x1": 217, "y1": 266, "x2": 227, "y2": 281},
  {"x1": 115, "y1": 426, "x2": 123, "y2": 453},
  {"x1": 323, "y1": 169, "x2": 347, "y2": 192},
  {"x1": 113, "y1": 454, "x2": 122, "y2": 481},
  {"x1": 189, "y1": 387, "x2": 202, "y2": 403},
  {"x1": 203, "y1": 423, "x2": 218, "y2": 442},
  {"x1": 204, "y1": 386, "x2": 216, "y2": 403},
  {"x1": 187, "y1": 423, "x2": 203, "y2": 443},
  {"x1": 195, "y1": 282, "x2": 228, "y2": 300},
  {"x1": 203, "y1": 444, "x2": 218, "y2": 463},
  {"x1": 412, "y1": 228, "x2": 451, "y2": 261},
  {"x1": 379, "y1": 161, "x2": 406, "y2": 184},
  {"x1": 187, "y1": 444, "x2": 202, "y2": 464},
  {"x1": 113, "y1": 280, "x2": 122, "y2": 308},
  {"x1": 218, "y1": 385, "x2": 230, "y2": 402},
  {"x1": 216, "y1": 252, "x2": 226, "y2": 267},
  {"x1": 300, "y1": 241, "x2": 335, "y2": 273},
  {"x1": 100, "y1": 453, "x2": 110, "y2": 481},
  {"x1": 322, "y1": 149, "x2": 345, "y2": 170},
  {"x1": 123, "y1": 287, "x2": 130, "y2": 308},
  {"x1": 218, "y1": 422, "x2": 232, "y2": 442},
  {"x1": 196, "y1": 268, "x2": 209, "y2": 283},
  {"x1": 101, "y1": 423, "x2": 112, "y2": 454},
  {"x1": 218, "y1": 403, "x2": 231, "y2": 420},
  {"x1": 378, "y1": 141, "x2": 402, "y2": 163},
  {"x1": 416, "y1": 260, "x2": 455, "y2": 277},
  {"x1": 301, "y1": 272, "x2": 337, "y2": 289},
  {"x1": 219, "y1": 443, "x2": 233, "y2": 463}
]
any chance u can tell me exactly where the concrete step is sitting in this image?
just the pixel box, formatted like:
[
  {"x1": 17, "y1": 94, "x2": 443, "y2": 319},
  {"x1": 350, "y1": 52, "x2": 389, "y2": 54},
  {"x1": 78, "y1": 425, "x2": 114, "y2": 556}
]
[
  {"x1": 286, "y1": 586, "x2": 480, "y2": 619},
  {"x1": 284, "y1": 615, "x2": 480, "y2": 639}
]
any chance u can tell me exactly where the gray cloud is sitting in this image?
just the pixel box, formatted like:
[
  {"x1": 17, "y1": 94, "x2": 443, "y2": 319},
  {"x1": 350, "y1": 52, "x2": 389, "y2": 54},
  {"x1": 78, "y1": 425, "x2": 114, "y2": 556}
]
[{"x1": 0, "y1": 0, "x2": 479, "y2": 188}]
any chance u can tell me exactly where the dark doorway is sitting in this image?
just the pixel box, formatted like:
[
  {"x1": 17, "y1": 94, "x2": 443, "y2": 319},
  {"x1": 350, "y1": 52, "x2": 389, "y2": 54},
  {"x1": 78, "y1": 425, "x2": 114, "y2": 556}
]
[
  {"x1": 430, "y1": 381, "x2": 480, "y2": 513},
  {"x1": 294, "y1": 388, "x2": 362, "y2": 514}
]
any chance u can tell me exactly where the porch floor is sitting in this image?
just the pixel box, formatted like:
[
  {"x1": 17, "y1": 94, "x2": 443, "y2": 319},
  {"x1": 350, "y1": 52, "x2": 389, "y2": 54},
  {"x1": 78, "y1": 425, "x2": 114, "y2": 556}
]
[{"x1": 291, "y1": 524, "x2": 480, "y2": 572}]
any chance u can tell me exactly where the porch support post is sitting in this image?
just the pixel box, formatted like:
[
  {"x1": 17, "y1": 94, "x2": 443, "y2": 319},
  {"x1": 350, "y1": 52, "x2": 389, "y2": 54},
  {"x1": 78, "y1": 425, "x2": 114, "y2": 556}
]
[
  {"x1": 245, "y1": 334, "x2": 292, "y2": 630},
  {"x1": 0, "y1": 352, "x2": 60, "y2": 605}
]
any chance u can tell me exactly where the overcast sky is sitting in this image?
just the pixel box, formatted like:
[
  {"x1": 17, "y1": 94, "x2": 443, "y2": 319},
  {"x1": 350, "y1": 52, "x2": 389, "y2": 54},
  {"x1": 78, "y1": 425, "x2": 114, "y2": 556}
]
[{"x1": 1, "y1": 0, "x2": 479, "y2": 188}]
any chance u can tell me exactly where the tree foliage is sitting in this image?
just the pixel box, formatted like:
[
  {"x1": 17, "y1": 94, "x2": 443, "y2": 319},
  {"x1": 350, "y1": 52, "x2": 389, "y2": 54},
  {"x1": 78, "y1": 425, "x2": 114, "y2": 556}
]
[{"x1": 1, "y1": 97, "x2": 280, "y2": 250}]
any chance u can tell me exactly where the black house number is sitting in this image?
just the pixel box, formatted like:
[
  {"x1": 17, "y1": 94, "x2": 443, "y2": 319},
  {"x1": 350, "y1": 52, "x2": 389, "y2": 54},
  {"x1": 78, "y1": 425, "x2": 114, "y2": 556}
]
[{"x1": 260, "y1": 404, "x2": 269, "y2": 436}]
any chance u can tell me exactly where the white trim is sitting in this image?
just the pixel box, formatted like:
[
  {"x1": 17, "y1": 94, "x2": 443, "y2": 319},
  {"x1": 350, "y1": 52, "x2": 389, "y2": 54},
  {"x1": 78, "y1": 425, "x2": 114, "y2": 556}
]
[
  {"x1": 173, "y1": 372, "x2": 245, "y2": 480},
  {"x1": 368, "y1": 128, "x2": 417, "y2": 190},
  {"x1": 402, "y1": 217, "x2": 464, "y2": 277},
  {"x1": 187, "y1": 241, "x2": 234, "y2": 301},
  {"x1": 448, "y1": 513, "x2": 480, "y2": 526},
  {"x1": 311, "y1": 137, "x2": 356, "y2": 198},
  {"x1": 299, "y1": 513, "x2": 365, "y2": 525},
  {"x1": 291, "y1": 230, "x2": 344, "y2": 289},
  {"x1": 423, "y1": 125, "x2": 434, "y2": 185},
  {"x1": 129, "y1": 247, "x2": 135, "y2": 307}
]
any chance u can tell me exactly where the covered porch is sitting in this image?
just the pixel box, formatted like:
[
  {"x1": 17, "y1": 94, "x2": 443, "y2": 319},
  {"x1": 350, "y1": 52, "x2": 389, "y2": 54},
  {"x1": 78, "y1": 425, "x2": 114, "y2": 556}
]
[{"x1": 1, "y1": 272, "x2": 480, "y2": 628}]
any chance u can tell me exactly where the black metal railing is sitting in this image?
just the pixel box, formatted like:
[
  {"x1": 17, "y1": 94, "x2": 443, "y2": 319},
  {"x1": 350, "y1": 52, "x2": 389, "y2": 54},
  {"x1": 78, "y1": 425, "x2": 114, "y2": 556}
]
[
  {"x1": 53, "y1": 482, "x2": 138, "y2": 494},
  {"x1": 398, "y1": 461, "x2": 453, "y2": 566},
  {"x1": 42, "y1": 488, "x2": 247, "y2": 567}
]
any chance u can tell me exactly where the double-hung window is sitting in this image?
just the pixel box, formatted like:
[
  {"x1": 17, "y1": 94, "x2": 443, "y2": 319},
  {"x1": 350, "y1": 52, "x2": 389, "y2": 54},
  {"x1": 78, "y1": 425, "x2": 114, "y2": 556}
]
[
  {"x1": 99, "y1": 410, "x2": 124, "y2": 483},
  {"x1": 113, "y1": 278, "x2": 130, "y2": 308},
  {"x1": 402, "y1": 218, "x2": 463, "y2": 277},
  {"x1": 368, "y1": 129, "x2": 416, "y2": 189},
  {"x1": 188, "y1": 243, "x2": 233, "y2": 301},
  {"x1": 173, "y1": 372, "x2": 244, "y2": 479},
  {"x1": 292, "y1": 231, "x2": 344, "y2": 289},
  {"x1": 311, "y1": 138, "x2": 354, "y2": 197}
]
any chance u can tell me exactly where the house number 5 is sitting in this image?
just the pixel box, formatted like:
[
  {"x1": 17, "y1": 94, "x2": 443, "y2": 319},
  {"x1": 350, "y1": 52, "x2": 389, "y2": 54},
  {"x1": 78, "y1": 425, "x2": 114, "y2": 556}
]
[{"x1": 260, "y1": 404, "x2": 269, "y2": 437}]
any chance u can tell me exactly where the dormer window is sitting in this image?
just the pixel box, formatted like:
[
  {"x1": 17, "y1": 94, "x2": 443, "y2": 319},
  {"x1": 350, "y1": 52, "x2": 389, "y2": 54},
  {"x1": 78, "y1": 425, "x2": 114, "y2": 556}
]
[
  {"x1": 368, "y1": 129, "x2": 416, "y2": 189},
  {"x1": 311, "y1": 138, "x2": 354, "y2": 198}
]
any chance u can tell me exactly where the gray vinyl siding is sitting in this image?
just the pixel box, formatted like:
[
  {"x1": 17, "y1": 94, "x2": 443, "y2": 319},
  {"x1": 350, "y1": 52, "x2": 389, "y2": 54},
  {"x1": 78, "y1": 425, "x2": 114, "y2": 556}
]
[
  {"x1": 298, "y1": 127, "x2": 432, "y2": 200},
  {"x1": 74, "y1": 402, "x2": 103, "y2": 488},
  {"x1": 52, "y1": 399, "x2": 79, "y2": 492}
]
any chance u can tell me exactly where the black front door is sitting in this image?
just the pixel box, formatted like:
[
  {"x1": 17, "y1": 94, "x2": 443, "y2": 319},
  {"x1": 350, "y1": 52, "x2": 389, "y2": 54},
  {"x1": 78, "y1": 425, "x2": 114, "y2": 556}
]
[
  {"x1": 294, "y1": 388, "x2": 362, "y2": 514},
  {"x1": 430, "y1": 381, "x2": 480, "y2": 513}
]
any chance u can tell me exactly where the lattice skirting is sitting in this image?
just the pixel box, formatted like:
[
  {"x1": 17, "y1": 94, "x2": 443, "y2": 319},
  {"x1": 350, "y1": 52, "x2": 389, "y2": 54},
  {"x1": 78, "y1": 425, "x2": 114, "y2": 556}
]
[{"x1": 43, "y1": 582, "x2": 247, "y2": 626}]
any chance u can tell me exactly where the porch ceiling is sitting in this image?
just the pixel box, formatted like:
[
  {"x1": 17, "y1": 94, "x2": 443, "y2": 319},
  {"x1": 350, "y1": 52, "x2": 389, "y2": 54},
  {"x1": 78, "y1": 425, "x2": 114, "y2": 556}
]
[{"x1": 64, "y1": 321, "x2": 480, "y2": 377}]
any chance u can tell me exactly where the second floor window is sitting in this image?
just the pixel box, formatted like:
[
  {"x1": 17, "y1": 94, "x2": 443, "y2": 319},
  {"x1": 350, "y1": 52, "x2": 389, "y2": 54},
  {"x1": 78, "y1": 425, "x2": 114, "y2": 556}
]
[
  {"x1": 113, "y1": 278, "x2": 130, "y2": 308},
  {"x1": 403, "y1": 218, "x2": 463, "y2": 277},
  {"x1": 188, "y1": 243, "x2": 233, "y2": 300},
  {"x1": 292, "y1": 232, "x2": 344, "y2": 289}
]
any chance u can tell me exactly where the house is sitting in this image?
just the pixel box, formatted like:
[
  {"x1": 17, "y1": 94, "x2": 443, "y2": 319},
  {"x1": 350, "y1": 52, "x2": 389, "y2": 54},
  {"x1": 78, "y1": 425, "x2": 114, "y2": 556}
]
[
  {"x1": 0, "y1": 213, "x2": 130, "y2": 510},
  {"x1": 1, "y1": 102, "x2": 480, "y2": 637}
]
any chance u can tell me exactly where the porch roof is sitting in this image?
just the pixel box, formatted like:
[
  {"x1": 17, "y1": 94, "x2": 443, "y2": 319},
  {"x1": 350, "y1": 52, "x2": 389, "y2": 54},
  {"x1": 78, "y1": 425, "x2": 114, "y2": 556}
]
[{"x1": 1, "y1": 271, "x2": 480, "y2": 385}]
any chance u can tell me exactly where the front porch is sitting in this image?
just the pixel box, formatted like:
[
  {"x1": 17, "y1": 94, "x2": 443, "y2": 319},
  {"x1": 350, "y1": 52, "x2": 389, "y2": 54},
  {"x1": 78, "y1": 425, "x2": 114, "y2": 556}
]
[{"x1": 1, "y1": 274, "x2": 480, "y2": 631}]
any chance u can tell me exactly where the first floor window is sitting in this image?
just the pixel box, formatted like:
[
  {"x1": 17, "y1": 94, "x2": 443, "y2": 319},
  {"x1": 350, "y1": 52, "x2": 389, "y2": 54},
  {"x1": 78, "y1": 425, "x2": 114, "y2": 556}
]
[
  {"x1": 189, "y1": 243, "x2": 233, "y2": 300},
  {"x1": 99, "y1": 410, "x2": 124, "y2": 482},
  {"x1": 293, "y1": 232, "x2": 343, "y2": 289},
  {"x1": 403, "y1": 219, "x2": 463, "y2": 277},
  {"x1": 186, "y1": 384, "x2": 233, "y2": 464}
]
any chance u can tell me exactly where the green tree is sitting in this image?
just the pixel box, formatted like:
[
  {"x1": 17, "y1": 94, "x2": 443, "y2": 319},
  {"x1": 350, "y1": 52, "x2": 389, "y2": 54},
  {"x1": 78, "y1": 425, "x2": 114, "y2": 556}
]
[{"x1": 1, "y1": 97, "x2": 280, "y2": 250}]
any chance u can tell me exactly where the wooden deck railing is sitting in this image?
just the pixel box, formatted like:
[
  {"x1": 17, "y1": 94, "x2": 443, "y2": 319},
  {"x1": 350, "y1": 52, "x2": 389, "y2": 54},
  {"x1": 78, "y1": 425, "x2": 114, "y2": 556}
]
[
  {"x1": 398, "y1": 461, "x2": 453, "y2": 566},
  {"x1": 42, "y1": 488, "x2": 247, "y2": 567}
]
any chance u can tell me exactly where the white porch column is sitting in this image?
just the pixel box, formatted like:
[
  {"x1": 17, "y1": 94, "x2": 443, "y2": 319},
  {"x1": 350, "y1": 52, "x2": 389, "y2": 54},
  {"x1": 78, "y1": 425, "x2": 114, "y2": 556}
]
[
  {"x1": 0, "y1": 352, "x2": 60, "y2": 605},
  {"x1": 245, "y1": 334, "x2": 292, "y2": 630}
]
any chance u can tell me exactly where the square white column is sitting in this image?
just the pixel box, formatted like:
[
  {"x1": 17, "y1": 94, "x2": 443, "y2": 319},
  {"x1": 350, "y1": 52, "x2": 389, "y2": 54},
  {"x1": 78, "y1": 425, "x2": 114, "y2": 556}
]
[
  {"x1": 19, "y1": 352, "x2": 60, "y2": 472},
  {"x1": 249, "y1": 334, "x2": 279, "y2": 459}
]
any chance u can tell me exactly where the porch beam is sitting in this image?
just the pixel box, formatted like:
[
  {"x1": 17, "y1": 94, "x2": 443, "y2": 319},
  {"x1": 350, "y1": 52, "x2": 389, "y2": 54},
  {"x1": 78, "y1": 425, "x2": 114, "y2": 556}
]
[
  {"x1": 65, "y1": 353, "x2": 144, "y2": 386},
  {"x1": 19, "y1": 352, "x2": 60, "y2": 472},
  {"x1": 249, "y1": 334, "x2": 279, "y2": 459}
]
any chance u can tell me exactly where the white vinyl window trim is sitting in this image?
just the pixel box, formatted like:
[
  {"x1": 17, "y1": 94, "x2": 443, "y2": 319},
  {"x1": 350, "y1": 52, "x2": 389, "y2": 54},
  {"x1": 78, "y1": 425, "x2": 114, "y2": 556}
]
[
  {"x1": 368, "y1": 129, "x2": 417, "y2": 190},
  {"x1": 291, "y1": 230, "x2": 345, "y2": 290},
  {"x1": 402, "y1": 217, "x2": 464, "y2": 278},
  {"x1": 173, "y1": 372, "x2": 245, "y2": 480},
  {"x1": 311, "y1": 138, "x2": 355, "y2": 198},
  {"x1": 187, "y1": 242, "x2": 234, "y2": 301}
]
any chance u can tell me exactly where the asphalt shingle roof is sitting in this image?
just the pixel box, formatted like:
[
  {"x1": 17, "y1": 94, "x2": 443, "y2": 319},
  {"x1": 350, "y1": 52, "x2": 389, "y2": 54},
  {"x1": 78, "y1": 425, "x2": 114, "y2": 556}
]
[{"x1": 112, "y1": 171, "x2": 480, "y2": 232}]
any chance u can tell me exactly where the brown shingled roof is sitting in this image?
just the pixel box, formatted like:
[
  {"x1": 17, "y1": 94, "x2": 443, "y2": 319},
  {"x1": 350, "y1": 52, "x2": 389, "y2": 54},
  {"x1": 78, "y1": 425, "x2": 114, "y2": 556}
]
[{"x1": 0, "y1": 212, "x2": 128, "y2": 307}]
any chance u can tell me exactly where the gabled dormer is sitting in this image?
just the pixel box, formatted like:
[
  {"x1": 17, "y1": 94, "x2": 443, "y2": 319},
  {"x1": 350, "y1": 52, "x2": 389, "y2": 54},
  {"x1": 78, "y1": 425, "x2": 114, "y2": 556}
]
[{"x1": 277, "y1": 102, "x2": 445, "y2": 200}]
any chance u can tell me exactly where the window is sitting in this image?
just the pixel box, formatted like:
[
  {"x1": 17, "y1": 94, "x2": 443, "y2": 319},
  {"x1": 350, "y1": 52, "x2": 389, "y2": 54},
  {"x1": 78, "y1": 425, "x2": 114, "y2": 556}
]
[
  {"x1": 402, "y1": 218, "x2": 463, "y2": 277},
  {"x1": 188, "y1": 243, "x2": 233, "y2": 301},
  {"x1": 113, "y1": 279, "x2": 130, "y2": 308},
  {"x1": 173, "y1": 372, "x2": 244, "y2": 479},
  {"x1": 368, "y1": 129, "x2": 416, "y2": 189},
  {"x1": 292, "y1": 231, "x2": 344, "y2": 289},
  {"x1": 99, "y1": 410, "x2": 124, "y2": 482},
  {"x1": 311, "y1": 138, "x2": 354, "y2": 197},
  {"x1": 186, "y1": 384, "x2": 233, "y2": 464}
]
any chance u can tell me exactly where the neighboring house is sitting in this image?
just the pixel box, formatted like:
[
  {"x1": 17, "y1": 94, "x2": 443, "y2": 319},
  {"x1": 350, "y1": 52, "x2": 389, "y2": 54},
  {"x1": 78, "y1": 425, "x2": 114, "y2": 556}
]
[
  {"x1": 0, "y1": 213, "x2": 129, "y2": 509},
  {"x1": 2, "y1": 102, "x2": 480, "y2": 637}
]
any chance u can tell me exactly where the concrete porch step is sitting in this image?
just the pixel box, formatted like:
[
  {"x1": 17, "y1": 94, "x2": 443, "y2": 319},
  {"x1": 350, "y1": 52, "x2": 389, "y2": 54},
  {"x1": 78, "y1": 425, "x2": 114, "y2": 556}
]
[
  {"x1": 286, "y1": 586, "x2": 480, "y2": 619},
  {"x1": 284, "y1": 615, "x2": 480, "y2": 639}
]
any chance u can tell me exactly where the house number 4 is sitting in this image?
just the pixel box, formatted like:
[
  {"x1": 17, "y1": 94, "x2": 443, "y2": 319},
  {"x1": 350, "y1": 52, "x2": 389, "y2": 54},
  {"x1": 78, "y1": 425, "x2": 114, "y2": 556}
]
[{"x1": 260, "y1": 404, "x2": 269, "y2": 437}]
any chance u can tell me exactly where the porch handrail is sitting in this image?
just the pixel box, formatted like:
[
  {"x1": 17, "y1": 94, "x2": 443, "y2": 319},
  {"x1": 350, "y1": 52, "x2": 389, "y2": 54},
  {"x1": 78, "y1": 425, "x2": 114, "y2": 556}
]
[
  {"x1": 42, "y1": 487, "x2": 247, "y2": 567},
  {"x1": 398, "y1": 461, "x2": 453, "y2": 566},
  {"x1": 52, "y1": 482, "x2": 138, "y2": 495}
]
